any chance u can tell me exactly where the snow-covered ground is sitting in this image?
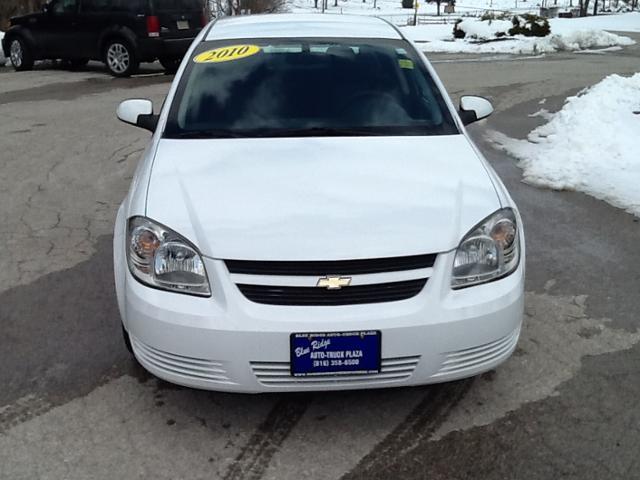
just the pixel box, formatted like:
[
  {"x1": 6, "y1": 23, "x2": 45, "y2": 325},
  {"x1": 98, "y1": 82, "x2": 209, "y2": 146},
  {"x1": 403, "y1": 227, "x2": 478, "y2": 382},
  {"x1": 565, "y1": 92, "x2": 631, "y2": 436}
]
[
  {"x1": 405, "y1": 27, "x2": 635, "y2": 53},
  {"x1": 288, "y1": 0, "x2": 542, "y2": 18},
  {"x1": 287, "y1": 0, "x2": 639, "y2": 56},
  {"x1": 551, "y1": 11, "x2": 640, "y2": 32},
  {"x1": 489, "y1": 73, "x2": 640, "y2": 217},
  {"x1": 399, "y1": 13, "x2": 637, "y2": 54},
  {"x1": 288, "y1": 0, "x2": 639, "y2": 21}
]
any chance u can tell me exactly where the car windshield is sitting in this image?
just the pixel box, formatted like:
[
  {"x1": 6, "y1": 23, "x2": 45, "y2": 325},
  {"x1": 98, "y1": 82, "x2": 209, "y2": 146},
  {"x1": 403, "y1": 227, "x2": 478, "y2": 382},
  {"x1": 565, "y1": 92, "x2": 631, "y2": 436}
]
[{"x1": 164, "y1": 38, "x2": 459, "y2": 139}]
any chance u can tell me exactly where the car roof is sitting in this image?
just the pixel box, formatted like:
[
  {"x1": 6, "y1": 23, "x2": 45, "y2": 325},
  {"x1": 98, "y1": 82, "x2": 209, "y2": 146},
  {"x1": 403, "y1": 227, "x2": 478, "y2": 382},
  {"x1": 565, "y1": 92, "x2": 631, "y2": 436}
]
[{"x1": 205, "y1": 14, "x2": 404, "y2": 41}]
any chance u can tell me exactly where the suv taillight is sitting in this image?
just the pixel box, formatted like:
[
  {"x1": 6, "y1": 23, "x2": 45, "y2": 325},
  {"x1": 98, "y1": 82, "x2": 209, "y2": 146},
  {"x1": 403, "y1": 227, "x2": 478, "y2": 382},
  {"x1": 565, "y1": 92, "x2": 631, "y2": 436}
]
[
  {"x1": 201, "y1": 12, "x2": 208, "y2": 27},
  {"x1": 146, "y1": 15, "x2": 160, "y2": 38}
]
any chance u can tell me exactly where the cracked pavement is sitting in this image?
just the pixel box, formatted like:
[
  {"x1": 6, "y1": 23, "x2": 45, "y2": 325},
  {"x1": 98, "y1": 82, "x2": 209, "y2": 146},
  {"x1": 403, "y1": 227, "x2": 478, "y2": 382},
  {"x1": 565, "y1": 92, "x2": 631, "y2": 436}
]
[{"x1": 1, "y1": 38, "x2": 639, "y2": 479}]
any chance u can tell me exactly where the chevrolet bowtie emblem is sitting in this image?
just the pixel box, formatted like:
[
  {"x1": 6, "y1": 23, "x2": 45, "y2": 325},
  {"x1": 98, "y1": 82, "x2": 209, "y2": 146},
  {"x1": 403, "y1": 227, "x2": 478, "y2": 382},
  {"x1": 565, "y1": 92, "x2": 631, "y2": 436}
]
[{"x1": 317, "y1": 276, "x2": 352, "y2": 290}]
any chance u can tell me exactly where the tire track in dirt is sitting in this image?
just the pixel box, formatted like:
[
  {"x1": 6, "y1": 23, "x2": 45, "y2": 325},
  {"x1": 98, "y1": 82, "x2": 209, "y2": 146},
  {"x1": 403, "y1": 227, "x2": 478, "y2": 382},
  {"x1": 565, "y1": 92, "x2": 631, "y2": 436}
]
[
  {"x1": 342, "y1": 379, "x2": 474, "y2": 479},
  {"x1": 223, "y1": 395, "x2": 312, "y2": 480}
]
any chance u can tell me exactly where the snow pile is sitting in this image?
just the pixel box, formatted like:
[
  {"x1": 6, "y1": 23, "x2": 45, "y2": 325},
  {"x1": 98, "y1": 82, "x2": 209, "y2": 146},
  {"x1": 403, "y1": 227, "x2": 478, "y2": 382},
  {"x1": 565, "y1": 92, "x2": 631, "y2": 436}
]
[
  {"x1": 0, "y1": 31, "x2": 7, "y2": 67},
  {"x1": 549, "y1": 29, "x2": 636, "y2": 50},
  {"x1": 490, "y1": 73, "x2": 640, "y2": 217},
  {"x1": 417, "y1": 28, "x2": 635, "y2": 54},
  {"x1": 401, "y1": 11, "x2": 638, "y2": 54},
  {"x1": 456, "y1": 18, "x2": 513, "y2": 40}
]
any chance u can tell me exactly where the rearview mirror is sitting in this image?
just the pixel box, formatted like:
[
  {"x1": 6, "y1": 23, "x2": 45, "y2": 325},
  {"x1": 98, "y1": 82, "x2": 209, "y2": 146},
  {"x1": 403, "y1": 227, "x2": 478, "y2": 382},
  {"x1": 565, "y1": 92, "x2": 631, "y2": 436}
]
[
  {"x1": 117, "y1": 99, "x2": 158, "y2": 132},
  {"x1": 459, "y1": 96, "x2": 494, "y2": 126}
]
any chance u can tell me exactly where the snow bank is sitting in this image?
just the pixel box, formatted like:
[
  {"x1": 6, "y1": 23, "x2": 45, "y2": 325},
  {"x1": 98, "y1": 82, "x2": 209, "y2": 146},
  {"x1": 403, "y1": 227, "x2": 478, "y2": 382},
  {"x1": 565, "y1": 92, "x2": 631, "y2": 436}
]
[
  {"x1": 550, "y1": 12, "x2": 640, "y2": 33},
  {"x1": 0, "y1": 31, "x2": 7, "y2": 67},
  {"x1": 403, "y1": 12, "x2": 637, "y2": 54},
  {"x1": 456, "y1": 19, "x2": 513, "y2": 40},
  {"x1": 550, "y1": 29, "x2": 636, "y2": 50},
  {"x1": 418, "y1": 28, "x2": 635, "y2": 54},
  {"x1": 490, "y1": 73, "x2": 640, "y2": 217}
]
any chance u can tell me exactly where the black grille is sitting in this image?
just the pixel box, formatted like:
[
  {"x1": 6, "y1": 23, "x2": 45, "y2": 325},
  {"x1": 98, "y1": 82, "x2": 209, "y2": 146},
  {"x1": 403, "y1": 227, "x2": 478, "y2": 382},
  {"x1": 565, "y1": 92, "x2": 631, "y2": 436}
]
[
  {"x1": 225, "y1": 254, "x2": 437, "y2": 276},
  {"x1": 237, "y1": 279, "x2": 427, "y2": 306}
]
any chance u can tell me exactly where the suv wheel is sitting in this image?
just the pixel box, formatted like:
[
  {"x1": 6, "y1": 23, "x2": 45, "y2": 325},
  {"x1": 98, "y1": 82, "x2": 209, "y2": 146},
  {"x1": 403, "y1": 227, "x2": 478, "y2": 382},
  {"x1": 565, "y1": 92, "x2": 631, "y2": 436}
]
[
  {"x1": 159, "y1": 57, "x2": 181, "y2": 74},
  {"x1": 9, "y1": 37, "x2": 34, "y2": 72},
  {"x1": 104, "y1": 39, "x2": 138, "y2": 77}
]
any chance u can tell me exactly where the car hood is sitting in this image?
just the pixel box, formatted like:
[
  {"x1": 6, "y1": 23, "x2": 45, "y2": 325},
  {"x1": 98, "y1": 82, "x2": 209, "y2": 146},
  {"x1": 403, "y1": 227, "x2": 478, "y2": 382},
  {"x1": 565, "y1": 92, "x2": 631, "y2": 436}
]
[{"x1": 146, "y1": 135, "x2": 501, "y2": 260}]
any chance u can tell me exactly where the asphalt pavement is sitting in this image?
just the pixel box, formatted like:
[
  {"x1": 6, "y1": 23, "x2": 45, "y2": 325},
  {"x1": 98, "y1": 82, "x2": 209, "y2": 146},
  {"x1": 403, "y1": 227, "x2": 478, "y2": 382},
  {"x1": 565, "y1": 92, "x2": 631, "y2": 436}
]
[{"x1": 1, "y1": 36, "x2": 639, "y2": 479}]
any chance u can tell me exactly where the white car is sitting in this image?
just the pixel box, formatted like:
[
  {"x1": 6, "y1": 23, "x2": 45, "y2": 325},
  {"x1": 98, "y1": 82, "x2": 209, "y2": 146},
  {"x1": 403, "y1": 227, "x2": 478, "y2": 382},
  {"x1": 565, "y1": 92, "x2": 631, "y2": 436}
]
[{"x1": 114, "y1": 14, "x2": 524, "y2": 393}]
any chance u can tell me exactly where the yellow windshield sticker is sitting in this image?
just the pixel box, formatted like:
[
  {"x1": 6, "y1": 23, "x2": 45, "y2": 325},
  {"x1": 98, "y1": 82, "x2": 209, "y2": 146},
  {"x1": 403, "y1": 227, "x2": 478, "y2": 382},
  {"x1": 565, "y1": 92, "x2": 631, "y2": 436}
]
[
  {"x1": 194, "y1": 45, "x2": 261, "y2": 64},
  {"x1": 398, "y1": 59, "x2": 414, "y2": 70}
]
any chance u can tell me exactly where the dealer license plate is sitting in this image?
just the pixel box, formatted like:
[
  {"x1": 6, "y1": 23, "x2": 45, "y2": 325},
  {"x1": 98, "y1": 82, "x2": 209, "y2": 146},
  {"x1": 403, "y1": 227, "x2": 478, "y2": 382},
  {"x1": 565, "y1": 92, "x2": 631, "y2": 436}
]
[{"x1": 290, "y1": 331, "x2": 381, "y2": 376}]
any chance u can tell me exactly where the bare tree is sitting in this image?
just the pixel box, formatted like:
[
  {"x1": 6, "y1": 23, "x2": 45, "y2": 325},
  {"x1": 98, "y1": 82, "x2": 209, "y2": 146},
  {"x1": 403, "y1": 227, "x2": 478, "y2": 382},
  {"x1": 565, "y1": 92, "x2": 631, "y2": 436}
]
[
  {"x1": 1, "y1": 0, "x2": 45, "y2": 30},
  {"x1": 209, "y1": 0, "x2": 282, "y2": 17},
  {"x1": 578, "y1": 0, "x2": 591, "y2": 16}
]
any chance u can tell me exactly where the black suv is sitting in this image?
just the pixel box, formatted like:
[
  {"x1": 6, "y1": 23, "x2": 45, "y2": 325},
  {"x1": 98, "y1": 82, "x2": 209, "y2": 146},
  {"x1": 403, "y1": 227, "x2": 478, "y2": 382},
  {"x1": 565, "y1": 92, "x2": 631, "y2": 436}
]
[{"x1": 1, "y1": 0, "x2": 205, "y2": 77}]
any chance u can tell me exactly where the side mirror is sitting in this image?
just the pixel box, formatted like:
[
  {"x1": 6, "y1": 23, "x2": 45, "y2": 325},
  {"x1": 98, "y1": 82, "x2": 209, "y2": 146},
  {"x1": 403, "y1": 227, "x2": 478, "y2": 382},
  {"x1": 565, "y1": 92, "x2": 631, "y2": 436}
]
[
  {"x1": 459, "y1": 96, "x2": 494, "y2": 126},
  {"x1": 117, "y1": 99, "x2": 158, "y2": 133}
]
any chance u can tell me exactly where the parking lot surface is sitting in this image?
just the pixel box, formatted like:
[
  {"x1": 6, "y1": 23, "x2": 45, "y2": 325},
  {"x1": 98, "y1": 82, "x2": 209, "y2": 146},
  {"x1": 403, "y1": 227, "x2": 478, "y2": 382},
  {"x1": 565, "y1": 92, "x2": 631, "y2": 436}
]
[{"x1": 1, "y1": 39, "x2": 640, "y2": 479}]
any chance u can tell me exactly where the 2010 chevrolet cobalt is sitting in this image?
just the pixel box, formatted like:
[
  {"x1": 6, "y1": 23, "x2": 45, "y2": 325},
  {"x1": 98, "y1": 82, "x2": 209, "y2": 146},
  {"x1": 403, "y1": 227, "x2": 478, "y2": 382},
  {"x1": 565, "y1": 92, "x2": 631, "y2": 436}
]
[{"x1": 114, "y1": 14, "x2": 525, "y2": 392}]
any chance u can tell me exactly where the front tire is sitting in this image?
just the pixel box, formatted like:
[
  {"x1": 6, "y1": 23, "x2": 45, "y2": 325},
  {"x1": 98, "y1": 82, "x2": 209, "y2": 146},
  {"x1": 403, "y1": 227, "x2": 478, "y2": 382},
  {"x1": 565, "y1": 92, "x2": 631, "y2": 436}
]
[
  {"x1": 9, "y1": 37, "x2": 34, "y2": 72},
  {"x1": 122, "y1": 324, "x2": 134, "y2": 354},
  {"x1": 159, "y1": 57, "x2": 181, "y2": 74},
  {"x1": 104, "y1": 39, "x2": 138, "y2": 77}
]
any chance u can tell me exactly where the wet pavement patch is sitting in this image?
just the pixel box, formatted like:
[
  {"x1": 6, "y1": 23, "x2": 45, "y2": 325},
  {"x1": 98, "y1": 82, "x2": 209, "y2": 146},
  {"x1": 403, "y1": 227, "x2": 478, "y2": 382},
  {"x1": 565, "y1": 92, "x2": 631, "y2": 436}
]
[
  {"x1": 0, "y1": 235, "x2": 133, "y2": 424},
  {"x1": 344, "y1": 345, "x2": 640, "y2": 480},
  {"x1": 0, "y1": 74, "x2": 172, "y2": 105}
]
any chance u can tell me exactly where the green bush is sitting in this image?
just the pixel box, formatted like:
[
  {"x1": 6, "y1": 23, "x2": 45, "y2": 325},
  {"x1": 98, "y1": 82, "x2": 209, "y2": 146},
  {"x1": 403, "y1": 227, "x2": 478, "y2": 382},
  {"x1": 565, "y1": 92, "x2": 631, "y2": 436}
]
[
  {"x1": 509, "y1": 14, "x2": 551, "y2": 37},
  {"x1": 453, "y1": 19, "x2": 466, "y2": 39},
  {"x1": 452, "y1": 13, "x2": 551, "y2": 41}
]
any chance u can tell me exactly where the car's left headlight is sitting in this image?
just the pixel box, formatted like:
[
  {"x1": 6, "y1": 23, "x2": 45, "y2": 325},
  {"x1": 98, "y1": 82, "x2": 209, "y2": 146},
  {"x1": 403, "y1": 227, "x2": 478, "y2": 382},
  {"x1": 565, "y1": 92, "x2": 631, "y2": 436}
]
[
  {"x1": 451, "y1": 208, "x2": 520, "y2": 289},
  {"x1": 127, "y1": 216, "x2": 211, "y2": 297}
]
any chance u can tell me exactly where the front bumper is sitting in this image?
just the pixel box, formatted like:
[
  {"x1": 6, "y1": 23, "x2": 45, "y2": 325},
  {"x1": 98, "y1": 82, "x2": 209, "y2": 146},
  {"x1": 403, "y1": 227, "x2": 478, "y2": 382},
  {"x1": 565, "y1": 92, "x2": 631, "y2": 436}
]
[{"x1": 115, "y1": 223, "x2": 525, "y2": 393}]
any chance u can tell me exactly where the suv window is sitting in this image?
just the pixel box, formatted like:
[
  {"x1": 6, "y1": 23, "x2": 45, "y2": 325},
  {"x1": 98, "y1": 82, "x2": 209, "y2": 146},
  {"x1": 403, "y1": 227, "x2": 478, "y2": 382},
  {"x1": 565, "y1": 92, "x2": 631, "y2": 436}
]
[
  {"x1": 82, "y1": 0, "x2": 145, "y2": 12},
  {"x1": 52, "y1": 0, "x2": 79, "y2": 14},
  {"x1": 153, "y1": 0, "x2": 202, "y2": 10},
  {"x1": 165, "y1": 39, "x2": 458, "y2": 139}
]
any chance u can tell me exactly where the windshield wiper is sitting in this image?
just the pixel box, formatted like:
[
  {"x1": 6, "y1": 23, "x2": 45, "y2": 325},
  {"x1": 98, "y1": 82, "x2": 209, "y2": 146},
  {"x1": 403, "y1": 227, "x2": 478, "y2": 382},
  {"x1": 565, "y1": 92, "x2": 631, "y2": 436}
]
[
  {"x1": 170, "y1": 126, "x2": 424, "y2": 139},
  {"x1": 171, "y1": 129, "x2": 250, "y2": 139}
]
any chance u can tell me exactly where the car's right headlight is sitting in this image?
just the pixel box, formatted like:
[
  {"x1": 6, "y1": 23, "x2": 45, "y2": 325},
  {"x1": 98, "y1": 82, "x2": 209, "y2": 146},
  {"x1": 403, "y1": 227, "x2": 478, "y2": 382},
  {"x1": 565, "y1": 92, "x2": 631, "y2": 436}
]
[
  {"x1": 451, "y1": 208, "x2": 520, "y2": 289},
  {"x1": 127, "y1": 216, "x2": 211, "y2": 297}
]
